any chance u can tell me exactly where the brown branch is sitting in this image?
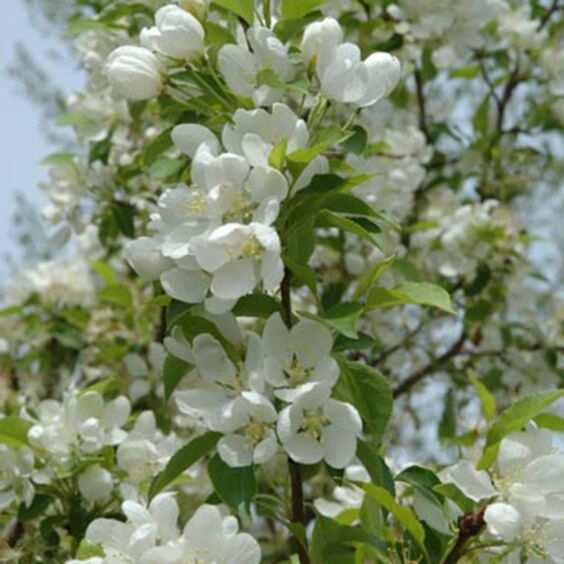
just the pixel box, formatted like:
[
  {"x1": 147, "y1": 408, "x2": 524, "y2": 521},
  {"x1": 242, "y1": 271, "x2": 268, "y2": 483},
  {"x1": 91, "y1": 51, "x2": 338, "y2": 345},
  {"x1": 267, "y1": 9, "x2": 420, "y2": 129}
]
[
  {"x1": 442, "y1": 507, "x2": 486, "y2": 564},
  {"x1": 496, "y1": 63, "x2": 522, "y2": 133},
  {"x1": 414, "y1": 68, "x2": 430, "y2": 142},
  {"x1": 281, "y1": 268, "x2": 310, "y2": 564},
  {"x1": 537, "y1": 0, "x2": 560, "y2": 31},
  {"x1": 393, "y1": 331, "x2": 467, "y2": 398}
]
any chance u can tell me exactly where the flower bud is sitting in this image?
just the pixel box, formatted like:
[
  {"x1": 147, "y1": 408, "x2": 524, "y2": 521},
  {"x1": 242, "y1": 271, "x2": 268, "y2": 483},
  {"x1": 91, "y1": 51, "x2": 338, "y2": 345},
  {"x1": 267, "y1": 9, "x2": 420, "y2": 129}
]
[
  {"x1": 301, "y1": 17, "x2": 343, "y2": 67},
  {"x1": 141, "y1": 5, "x2": 205, "y2": 60},
  {"x1": 106, "y1": 46, "x2": 163, "y2": 100},
  {"x1": 78, "y1": 465, "x2": 113, "y2": 503}
]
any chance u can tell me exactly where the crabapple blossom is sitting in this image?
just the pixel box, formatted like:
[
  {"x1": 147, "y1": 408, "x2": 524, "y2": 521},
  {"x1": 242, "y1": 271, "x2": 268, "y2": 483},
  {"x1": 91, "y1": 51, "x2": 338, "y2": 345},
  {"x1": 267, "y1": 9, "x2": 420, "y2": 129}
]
[
  {"x1": 141, "y1": 5, "x2": 205, "y2": 61},
  {"x1": 277, "y1": 383, "x2": 363, "y2": 469},
  {"x1": 106, "y1": 46, "x2": 163, "y2": 100}
]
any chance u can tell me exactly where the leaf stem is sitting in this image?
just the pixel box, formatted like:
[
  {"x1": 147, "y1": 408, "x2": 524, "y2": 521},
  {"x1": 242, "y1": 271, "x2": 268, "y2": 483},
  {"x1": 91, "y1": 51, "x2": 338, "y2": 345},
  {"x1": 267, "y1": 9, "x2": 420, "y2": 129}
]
[{"x1": 441, "y1": 506, "x2": 486, "y2": 564}]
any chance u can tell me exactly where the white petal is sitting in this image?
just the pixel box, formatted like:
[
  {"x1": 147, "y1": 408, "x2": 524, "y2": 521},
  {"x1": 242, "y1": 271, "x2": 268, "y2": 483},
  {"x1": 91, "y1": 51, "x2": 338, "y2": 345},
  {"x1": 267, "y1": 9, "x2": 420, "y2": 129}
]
[
  {"x1": 242, "y1": 134, "x2": 272, "y2": 168},
  {"x1": 283, "y1": 433, "x2": 323, "y2": 465},
  {"x1": 322, "y1": 425, "x2": 357, "y2": 469},
  {"x1": 172, "y1": 124, "x2": 219, "y2": 158},
  {"x1": 192, "y1": 334, "x2": 236, "y2": 382},
  {"x1": 218, "y1": 434, "x2": 254, "y2": 467},
  {"x1": 150, "y1": 493, "x2": 180, "y2": 543},
  {"x1": 218, "y1": 45, "x2": 257, "y2": 99},
  {"x1": 253, "y1": 431, "x2": 278, "y2": 465},
  {"x1": 225, "y1": 532, "x2": 261, "y2": 564},
  {"x1": 125, "y1": 237, "x2": 173, "y2": 280},
  {"x1": 248, "y1": 166, "x2": 288, "y2": 202},
  {"x1": 291, "y1": 319, "x2": 333, "y2": 368},
  {"x1": 212, "y1": 259, "x2": 257, "y2": 300},
  {"x1": 160, "y1": 268, "x2": 210, "y2": 303},
  {"x1": 356, "y1": 52, "x2": 401, "y2": 107},
  {"x1": 441, "y1": 461, "x2": 497, "y2": 502},
  {"x1": 484, "y1": 502, "x2": 522, "y2": 541}
]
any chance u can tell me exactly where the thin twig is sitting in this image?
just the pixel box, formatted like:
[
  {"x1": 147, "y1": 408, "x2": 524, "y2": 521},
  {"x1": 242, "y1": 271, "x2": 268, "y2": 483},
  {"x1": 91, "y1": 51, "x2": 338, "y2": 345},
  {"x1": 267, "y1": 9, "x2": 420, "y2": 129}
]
[
  {"x1": 537, "y1": 0, "x2": 560, "y2": 31},
  {"x1": 414, "y1": 68, "x2": 430, "y2": 142},
  {"x1": 393, "y1": 332, "x2": 467, "y2": 398}
]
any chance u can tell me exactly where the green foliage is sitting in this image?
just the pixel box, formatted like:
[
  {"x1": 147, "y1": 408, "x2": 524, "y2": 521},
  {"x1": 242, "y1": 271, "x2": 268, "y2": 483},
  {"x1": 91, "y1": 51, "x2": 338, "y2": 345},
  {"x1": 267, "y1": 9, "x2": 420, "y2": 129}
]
[
  {"x1": 367, "y1": 282, "x2": 455, "y2": 314},
  {"x1": 149, "y1": 432, "x2": 221, "y2": 500},
  {"x1": 207, "y1": 454, "x2": 256, "y2": 513}
]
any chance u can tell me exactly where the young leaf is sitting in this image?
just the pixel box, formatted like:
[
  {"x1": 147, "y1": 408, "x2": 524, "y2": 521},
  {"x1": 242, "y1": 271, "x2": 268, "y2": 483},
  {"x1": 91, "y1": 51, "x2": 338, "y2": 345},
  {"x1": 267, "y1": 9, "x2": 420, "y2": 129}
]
[
  {"x1": 352, "y1": 256, "x2": 397, "y2": 301},
  {"x1": 207, "y1": 454, "x2": 256, "y2": 513},
  {"x1": 149, "y1": 432, "x2": 221, "y2": 500},
  {"x1": 478, "y1": 390, "x2": 564, "y2": 469},
  {"x1": 212, "y1": 0, "x2": 254, "y2": 24},
  {"x1": 334, "y1": 357, "x2": 393, "y2": 439},
  {"x1": 163, "y1": 355, "x2": 191, "y2": 401},
  {"x1": 0, "y1": 417, "x2": 32, "y2": 448},
  {"x1": 281, "y1": 0, "x2": 330, "y2": 19},
  {"x1": 367, "y1": 282, "x2": 455, "y2": 315},
  {"x1": 468, "y1": 372, "x2": 496, "y2": 422},
  {"x1": 356, "y1": 483, "x2": 428, "y2": 559}
]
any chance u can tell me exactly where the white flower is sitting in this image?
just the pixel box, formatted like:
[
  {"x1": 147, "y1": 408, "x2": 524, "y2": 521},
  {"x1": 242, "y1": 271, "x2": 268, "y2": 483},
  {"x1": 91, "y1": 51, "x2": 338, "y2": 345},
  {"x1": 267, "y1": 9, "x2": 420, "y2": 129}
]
[
  {"x1": 125, "y1": 343, "x2": 166, "y2": 401},
  {"x1": 175, "y1": 332, "x2": 264, "y2": 431},
  {"x1": 192, "y1": 222, "x2": 284, "y2": 300},
  {"x1": 81, "y1": 493, "x2": 179, "y2": 563},
  {"x1": 316, "y1": 43, "x2": 400, "y2": 107},
  {"x1": 78, "y1": 464, "x2": 113, "y2": 504},
  {"x1": 28, "y1": 392, "x2": 131, "y2": 456},
  {"x1": 262, "y1": 313, "x2": 339, "y2": 402},
  {"x1": 0, "y1": 445, "x2": 34, "y2": 510},
  {"x1": 140, "y1": 504, "x2": 261, "y2": 564},
  {"x1": 301, "y1": 17, "x2": 344, "y2": 66},
  {"x1": 277, "y1": 383, "x2": 362, "y2": 469},
  {"x1": 117, "y1": 411, "x2": 180, "y2": 484},
  {"x1": 441, "y1": 426, "x2": 564, "y2": 543},
  {"x1": 125, "y1": 237, "x2": 173, "y2": 280},
  {"x1": 218, "y1": 26, "x2": 293, "y2": 105},
  {"x1": 222, "y1": 103, "x2": 309, "y2": 168},
  {"x1": 217, "y1": 391, "x2": 278, "y2": 467},
  {"x1": 141, "y1": 5, "x2": 205, "y2": 60},
  {"x1": 314, "y1": 464, "x2": 369, "y2": 517},
  {"x1": 106, "y1": 46, "x2": 163, "y2": 100}
]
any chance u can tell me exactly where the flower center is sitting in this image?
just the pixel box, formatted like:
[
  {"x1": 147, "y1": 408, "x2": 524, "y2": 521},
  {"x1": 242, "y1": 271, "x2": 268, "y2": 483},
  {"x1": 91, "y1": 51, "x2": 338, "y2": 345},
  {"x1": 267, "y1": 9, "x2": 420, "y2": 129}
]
[
  {"x1": 186, "y1": 190, "x2": 207, "y2": 216},
  {"x1": 300, "y1": 409, "x2": 330, "y2": 440},
  {"x1": 244, "y1": 420, "x2": 267, "y2": 446},
  {"x1": 238, "y1": 237, "x2": 263, "y2": 260},
  {"x1": 284, "y1": 357, "x2": 312, "y2": 385}
]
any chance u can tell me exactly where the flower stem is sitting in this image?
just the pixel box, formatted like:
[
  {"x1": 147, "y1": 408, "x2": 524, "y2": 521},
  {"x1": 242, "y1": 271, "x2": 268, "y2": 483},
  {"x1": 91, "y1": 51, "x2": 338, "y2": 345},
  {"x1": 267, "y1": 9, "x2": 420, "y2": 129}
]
[
  {"x1": 281, "y1": 268, "x2": 310, "y2": 564},
  {"x1": 441, "y1": 507, "x2": 486, "y2": 564}
]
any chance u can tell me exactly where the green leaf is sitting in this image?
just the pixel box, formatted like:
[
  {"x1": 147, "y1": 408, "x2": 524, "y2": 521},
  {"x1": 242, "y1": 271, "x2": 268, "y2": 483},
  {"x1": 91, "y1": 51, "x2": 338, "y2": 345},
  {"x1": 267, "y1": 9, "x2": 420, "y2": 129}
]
[
  {"x1": 283, "y1": 254, "x2": 318, "y2": 296},
  {"x1": 268, "y1": 137, "x2": 288, "y2": 170},
  {"x1": 468, "y1": 372, "x2": 496, "y2": 422},
  {"x1": 281, "y1": 0, "x2": 330, "y2": 19},
  {"x1": 207, "y1": 453, "x2": 256, "y2": 513},
  {"x1": 91, "y1": 261, "x2": 117, "y2": 285},
  {"x1": 148, "y1": 158, "x2": 184, "y2": 180},
  {"x1": 163, "y1": 355, "x2": 191, "y2": 401},
  {"x1": 310, "y1": 514, "x2": 387, "y2": 564},
  {"x1": 356, "y1": 440, "x2": 395, "y2": 496},
  {"x1": 302, "y1": 302, "x2": 363, "y2": 339},
  {"x1": 143, "y1": 127, "x2": 173, "y2": 166},
  {"x1": 97, "y1": 284, "x2": 133, "y2": 308},
  {"x1": 473, "y1": 95, "x2": 490, "y2": 136},
  {"x1": 334, "y1": 357, "x2": 393, "y2": 439},
  {"x1": 341, "y1": 126, "x2": 368, "y2": 155},
  {"x1": 149, "y1": 432, "x2": 221, "y2": 500},
  {"x1": 317, "y1": 210, "x2": 384, "y2": 250},
  {"x1": 366, "y1": 282, "x2": 455, "y2": 315},
  {"x1": 534, "y1": 413, "x2": 564, "y2": 432},
  {"x1": 450, "y1": 66, "x2": 481, "y2": 79},
  {"x1": 204, "y1": 20, "x2": 236, "y2": 46},
  {"x1": 356, "y1": 483, "x2": 427, "y2": 559},
  {"x1": 233, "y1": 294, "x2": 283, "y2": 317},
  {"x1": 438, "y1": 389, "x2": 456, "y2": 443},
  {"x1": 212, "y1": 0, "x2": 254, "y2": 23},
  {"x1": 40, "y1": 152, "x2": 75, "y2": 167},
  {"x1": 352, "y1": 256, "x2": 397, "y2": 301},
  {"x1": 478, "y1": 390, "x2": 564, "y2": 469},
  {"x1": 0, "y1": 417, "x2": 32, "y2": 447},
  {"x1": 81, "y1": 377, "x2": 123, "y2": 397},
  {"x1": 396, "y1": 466, "x2": 444, "y2": 505},
  {"x1": 112, "y1": 202, "x2": 135, "y2": 238},
  {"x1": 166, "y1": 300, "x2": 193, "y2": 330}
]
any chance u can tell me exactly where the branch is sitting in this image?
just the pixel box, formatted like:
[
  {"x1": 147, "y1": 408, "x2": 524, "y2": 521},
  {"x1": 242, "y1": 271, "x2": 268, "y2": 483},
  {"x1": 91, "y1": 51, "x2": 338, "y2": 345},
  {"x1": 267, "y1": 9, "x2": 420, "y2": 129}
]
[
  {"x1": 414, "y1": 68, "x2": 431, "y2": 142},
  {"x1": 537, "y1": 0, "x2": 560, "y2": 31},
  {"x1": 442, "y1": 507, "x2": 486, "y2": 564},
  {"x1": 392, "y1": 331, "x2": 467, "y2": 398},
  {"x1": 281, "y1": 268, "x2": 310, "y2": 564}
]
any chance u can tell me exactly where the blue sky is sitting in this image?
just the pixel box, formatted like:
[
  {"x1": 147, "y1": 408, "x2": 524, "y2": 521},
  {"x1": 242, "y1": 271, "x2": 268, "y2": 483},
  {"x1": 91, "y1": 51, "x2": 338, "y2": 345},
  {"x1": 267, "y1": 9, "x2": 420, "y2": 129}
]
[{"x1": 0, "y1": 1, "x2": 82, "y2": 267}]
